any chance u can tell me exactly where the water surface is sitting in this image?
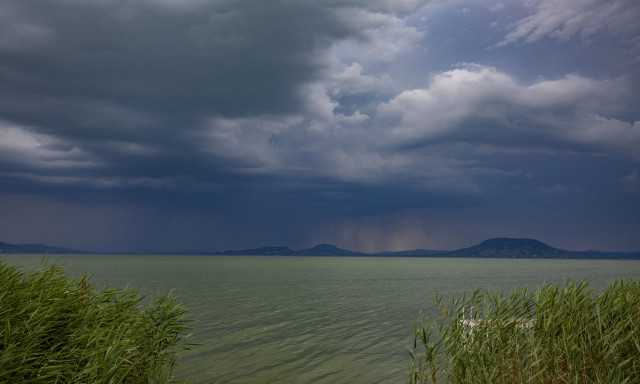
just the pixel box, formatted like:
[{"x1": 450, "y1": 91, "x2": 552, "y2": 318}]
[{"x1": 4, "y1": 255, "x2": 639, "y2": 383}]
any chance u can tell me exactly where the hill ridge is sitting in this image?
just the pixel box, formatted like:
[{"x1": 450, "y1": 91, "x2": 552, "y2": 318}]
[
  {"x1": 208, "y1": 238, "x2": 639, "y2": 259},
  {"x1": 2, "y1": 239, "x2": 639, "y2": 259}
]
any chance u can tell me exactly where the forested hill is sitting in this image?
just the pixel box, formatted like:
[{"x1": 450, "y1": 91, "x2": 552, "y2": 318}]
[{"x1": 442, "y1": 238, "x2": 640, "y2": 259}]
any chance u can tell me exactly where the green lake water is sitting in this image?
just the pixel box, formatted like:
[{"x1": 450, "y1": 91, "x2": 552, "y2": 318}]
[{"x1": 3, "y1": 255, "x2": 640, "y2": 383}]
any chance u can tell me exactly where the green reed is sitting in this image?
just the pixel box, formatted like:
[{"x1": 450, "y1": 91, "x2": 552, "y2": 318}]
[
  {"x1": 409, "y1": 279, "x2": 640, "y2": 384},
  {"x1": 0, "y1": 260, "x2": 192, "y2": 383}
]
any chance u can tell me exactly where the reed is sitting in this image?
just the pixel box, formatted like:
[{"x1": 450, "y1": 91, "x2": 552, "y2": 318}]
[
  {"x1": 0, "y1": 260, "x2": 192, "y2": 383},
  {"x1": 409, "y1": 279, "x2": 640, "y2": 384}
]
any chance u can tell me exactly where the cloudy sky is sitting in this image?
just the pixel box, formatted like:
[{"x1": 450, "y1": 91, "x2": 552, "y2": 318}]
[{"x1": 1, "y1": 0, "x2": 639, "y2": 253}]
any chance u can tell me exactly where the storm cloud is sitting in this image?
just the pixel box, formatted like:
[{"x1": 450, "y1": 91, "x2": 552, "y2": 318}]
[{"x1": 1, "y1": 0, "x2": 638, "y2": 253}]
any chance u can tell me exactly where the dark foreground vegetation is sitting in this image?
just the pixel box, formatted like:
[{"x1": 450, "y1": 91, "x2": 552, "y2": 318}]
[
  {"x1": 409, "y1": 279, "x2": 640, "y2": 383},
  {"x1": 0, "y1": 260, "x2": 191, "y2": 383}
]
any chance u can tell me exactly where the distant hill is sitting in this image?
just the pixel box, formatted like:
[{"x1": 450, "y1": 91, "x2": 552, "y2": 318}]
[
  {"x1": 297, "y1": 244, "x2": 367, "y2": 256},
  {"x1": 211, "y1": 244, "x2": 367, "y2": 256},
  {"x1": 0, "y1": 242, "x2": 88, "y2": 254},
  {"x1": 208, "y1": 238, "x2": 639, "y2": 259},
  {"x1": 443, "y1": 238, "x2": 640, "y2": 259},
  {"x1": 443, "y1": 238, "x2": 573, "y2": 258}
]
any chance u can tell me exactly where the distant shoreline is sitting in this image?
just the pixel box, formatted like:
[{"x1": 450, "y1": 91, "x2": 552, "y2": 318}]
[{"x1": 3, "y1": 237, "x2": 639, "y2": 259}]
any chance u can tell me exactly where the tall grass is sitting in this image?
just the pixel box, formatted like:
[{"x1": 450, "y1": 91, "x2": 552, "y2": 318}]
[
  {"x1": 409, "y1": 279, "x2": 640, "y2": 384},
  {"x1": 0, "y1": 260, "x2": 192, "y2": 383}
]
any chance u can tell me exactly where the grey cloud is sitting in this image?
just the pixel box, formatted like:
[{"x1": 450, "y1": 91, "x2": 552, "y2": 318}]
[
  {"x1": 110, "y1": 62, "x2": 636, "y2": 200},
  {"x1": 378, "y1": 65, "x2": 639, "y2": 158},
  {"x1": 0, "y1": 0, "x2": 431, "y2": 188},
  {"x1": 194, "y1": 108, "x2": 519, "y2": 200},
  {"x1": 0, "y1": 122, "x2": 99, "y2": 171},
  {"x1": 620, "y1": 171, "x2": 640, "y2": 193},
  {"x1": 489, "y1": 3, "x2": 505, "y2": 12},
  {"x1": 499, "y1": 0, "x2": 640, "y2": 46},
  {"x1": 331, "y1": 8, "x2": 424, "y2": 64},
  {"x1": 621, "y1": 171, "x2": 638, "y2": 185},
  {"x1": 0, "y1": 0, "x2": 430, "y2": 125}
]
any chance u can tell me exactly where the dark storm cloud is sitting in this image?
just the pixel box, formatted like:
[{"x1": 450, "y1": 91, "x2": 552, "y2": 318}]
[
  {"x1": 0, "y1": 0, "x2": 426, "y2": 122},
  {"x1": 1, "y1": 0, "x2": 639, "y2": 252},
  {"x1": 0, "y1": 0, "x2": 428, "y2": 188}
]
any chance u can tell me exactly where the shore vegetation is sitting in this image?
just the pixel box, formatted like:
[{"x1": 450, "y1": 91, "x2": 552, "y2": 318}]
[
  {"x1": 409, "y1": 279, "x2": 640, "y2": 383},
  {"x1": 0, "y1": 260, "x2": 191, "y2": 383}
]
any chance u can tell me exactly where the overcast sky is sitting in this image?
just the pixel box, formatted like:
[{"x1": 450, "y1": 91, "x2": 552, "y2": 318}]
[{"x1": 1, "y1": 0, "x2": 639, "y2": 253}]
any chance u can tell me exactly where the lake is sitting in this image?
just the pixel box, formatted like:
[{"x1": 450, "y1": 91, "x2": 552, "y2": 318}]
[{"x1": 3, "y1": 255, "x2": 639, "y2": 383}]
